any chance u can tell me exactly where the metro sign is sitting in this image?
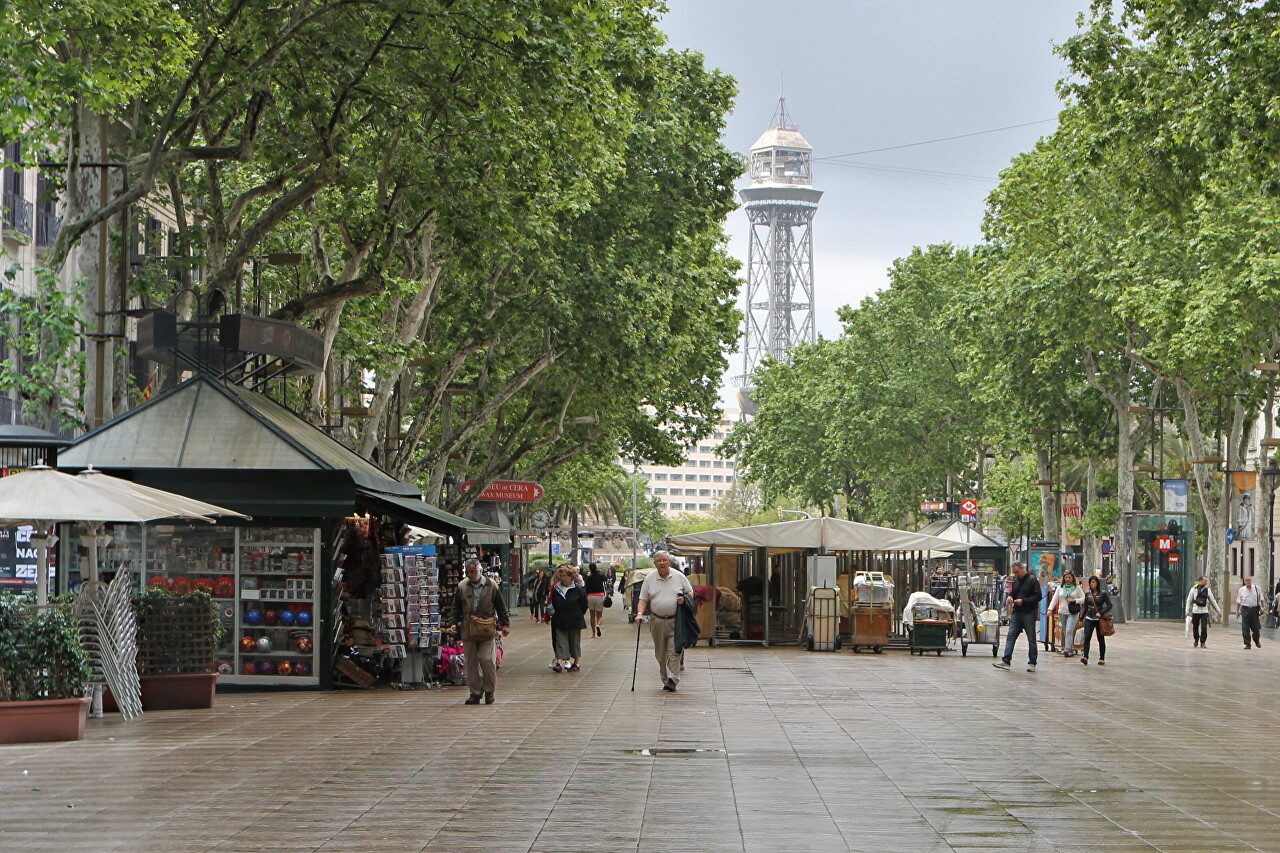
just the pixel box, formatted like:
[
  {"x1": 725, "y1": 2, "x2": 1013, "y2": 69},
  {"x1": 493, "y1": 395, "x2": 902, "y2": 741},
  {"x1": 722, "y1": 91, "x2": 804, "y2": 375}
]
[
  {"x1": 1155, "y1": 534, "x2": 1176, "y2": 553},
  {"x1": 1167, "y1": 552, "x2": 1180, "y2": 564},
  {"x1": 960, "y1": 499, "x2": 978, "y2": 516},
  {"x1": 460, "y1": 479, "x2": 544, "y2": 503}
]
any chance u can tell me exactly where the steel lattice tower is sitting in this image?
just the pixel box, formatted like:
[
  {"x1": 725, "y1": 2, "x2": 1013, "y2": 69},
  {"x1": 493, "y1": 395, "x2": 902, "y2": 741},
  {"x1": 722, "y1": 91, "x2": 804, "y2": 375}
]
[{"x1": 735, "y1": 99, "x2": 821, "y2": 411}]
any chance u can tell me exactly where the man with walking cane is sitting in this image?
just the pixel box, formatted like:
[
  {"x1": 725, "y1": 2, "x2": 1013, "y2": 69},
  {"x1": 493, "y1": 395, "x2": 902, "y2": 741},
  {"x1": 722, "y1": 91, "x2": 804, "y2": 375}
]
[{"x1": 633, "y1": 551, "x2": 695, "y2": 692}]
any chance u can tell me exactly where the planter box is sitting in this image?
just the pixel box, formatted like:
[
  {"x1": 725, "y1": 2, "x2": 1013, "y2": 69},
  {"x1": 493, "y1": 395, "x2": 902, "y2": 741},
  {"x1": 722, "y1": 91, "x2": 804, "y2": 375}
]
[
  {"x1": 0, "y1": 697, "x2": 91, "y2": 744},
  {"x1": 103, "y1": 673, "x2": 218, "y2": 713}
]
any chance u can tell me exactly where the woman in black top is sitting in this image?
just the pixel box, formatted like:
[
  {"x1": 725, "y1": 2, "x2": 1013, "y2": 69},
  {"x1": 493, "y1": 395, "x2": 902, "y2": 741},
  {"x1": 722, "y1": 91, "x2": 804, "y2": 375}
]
[
  {"x1": 583, "y1": 564, "x2": 607, "y2": 637},
  {"x1": 1080, "y1": 575, "x2": 1112, "y2": 666},
  {"x1": 547, "y1": 566, "x2": 589, "y2": 672}
]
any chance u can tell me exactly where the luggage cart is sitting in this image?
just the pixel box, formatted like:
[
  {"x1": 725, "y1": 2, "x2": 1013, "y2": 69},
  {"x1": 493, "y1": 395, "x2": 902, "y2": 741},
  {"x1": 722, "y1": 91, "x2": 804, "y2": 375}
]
[
  {"x1": 803, "y1": 587, "x2": 842, "y2": 651},
  {"x1": 850, "y1": 603, "x2": 891, "y2": 654},
  {"x1": 909, "y1": 619, "x2": 952, "y2": 656}
]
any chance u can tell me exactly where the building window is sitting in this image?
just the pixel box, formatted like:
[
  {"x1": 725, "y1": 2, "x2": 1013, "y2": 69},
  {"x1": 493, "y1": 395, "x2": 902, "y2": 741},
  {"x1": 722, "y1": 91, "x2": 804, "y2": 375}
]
[
  {"x1": 699, "y1": 474, "x2": 710, "y2": 482},
  {"x1": 685, "y1": 461, "x2": 697, "y2": 468},
  {"x1": 726, "y1": 476, "x2": 736, "y2": 484},
  {"x1": 699, "y1": 503, "x2": 711, "y2": 511},
  {"x1": 713, "y1": 460, "x2": 724, "y2": 468},
  {"x1": 699, "y1": 460, "x2": 710, "y2": 468},
  {"x1": 686, "y1": 474, "x2": 697, "y2": 481},
  {"x1": 653, "y1": 472, "x2": 666, "y2": 480},
  {"x1": 699, "y1": 489, "x2": 710, "y2": 496},
  {"x1": 713, "y1": 475, "x2": 723, "y2": 482},
  {"x1": 713, "y1": 431, "x2": 724, "y2": 439},
  {"x1": 654, "y1": 488, "x2": 666, "y2": 495},
  {"x1": 698, "y1": 445, "x2": 711, "y2": 453}
]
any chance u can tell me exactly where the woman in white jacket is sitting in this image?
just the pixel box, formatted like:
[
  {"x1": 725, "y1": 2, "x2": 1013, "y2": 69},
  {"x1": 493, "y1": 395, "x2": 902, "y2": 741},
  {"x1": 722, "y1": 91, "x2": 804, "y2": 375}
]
[
  {"x1": 1050, "y1": 571, "x2": 1085, "y2": 656},
  {"x1": 1185, "y1": 575, "x2": 1221, "y2": 648}
]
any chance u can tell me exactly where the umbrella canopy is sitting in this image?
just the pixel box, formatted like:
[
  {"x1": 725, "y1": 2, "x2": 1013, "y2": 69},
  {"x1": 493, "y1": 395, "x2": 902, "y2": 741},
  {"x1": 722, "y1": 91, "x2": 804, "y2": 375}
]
[
  {"x1": 668, "y1": 516, "x2": 967, "y2": 555},
  {"x1": 74, "y1": 466, "x2": 250, "y2": 522},
  {"x1": 0, "y1": 465, "x2": 247, "y2": 605}
]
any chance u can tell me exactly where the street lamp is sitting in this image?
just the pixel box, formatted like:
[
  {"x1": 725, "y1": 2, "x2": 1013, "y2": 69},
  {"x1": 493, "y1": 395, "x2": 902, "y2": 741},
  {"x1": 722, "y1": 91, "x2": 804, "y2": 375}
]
[
  {"x1": 631, "y1": 459, "x2": 640, "y2": 571},
  {"x1": 1263, "y1": 457, "x2": 1280, "y2": 597}
]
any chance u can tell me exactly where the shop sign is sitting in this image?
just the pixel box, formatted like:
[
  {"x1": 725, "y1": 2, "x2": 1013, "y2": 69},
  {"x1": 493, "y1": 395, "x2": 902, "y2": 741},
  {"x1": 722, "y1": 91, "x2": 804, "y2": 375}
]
[
  {"x1": 219, "y1": 314, "x2": 324, "y2": 374},
  {"x1": 919, "y1": 501, "x2": 949, "y2": 513},
  {"x1": 0, "y1": 525, "x2": 40, "y2": 589},
  {"x1": 460, "y1": 479, "x2": 544, "y2": 503}
]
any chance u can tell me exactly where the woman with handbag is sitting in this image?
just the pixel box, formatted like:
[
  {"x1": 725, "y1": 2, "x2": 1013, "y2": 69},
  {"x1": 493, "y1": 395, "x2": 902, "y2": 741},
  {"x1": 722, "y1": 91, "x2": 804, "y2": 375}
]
[
  {"x1": 583, "y1": 564, "x2": 608, "y2": 638},
  {"x1": 547, "y1": 566, "x2": 589, "y2": 673},
  {"x1": 529, "y1": 569, "x2": 551, "y2": 622},
  {"x1": 1080, "y1": 575, "x2": 1112, "y2": 666},
  {"x1": 1050, "y1": 571, "x2": 1085, "y2": 657}
]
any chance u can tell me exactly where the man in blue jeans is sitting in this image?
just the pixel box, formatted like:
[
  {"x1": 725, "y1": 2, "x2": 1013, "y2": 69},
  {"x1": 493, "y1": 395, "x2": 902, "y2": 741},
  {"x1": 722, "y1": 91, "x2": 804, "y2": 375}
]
[{"x1": 994, "y1": 561, "x2": 1041, "y2": 673}]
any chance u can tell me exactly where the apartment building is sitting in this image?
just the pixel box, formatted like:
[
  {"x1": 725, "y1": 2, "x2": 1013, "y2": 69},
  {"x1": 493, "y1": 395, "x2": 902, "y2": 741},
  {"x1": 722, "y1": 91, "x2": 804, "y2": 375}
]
[{"x1": 642, "y1": 408, "x2": 745, "y2": 517}]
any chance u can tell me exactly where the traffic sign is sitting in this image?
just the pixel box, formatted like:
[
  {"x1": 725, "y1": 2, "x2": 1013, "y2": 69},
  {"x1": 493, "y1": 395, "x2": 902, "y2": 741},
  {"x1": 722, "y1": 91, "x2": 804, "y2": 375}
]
[
  {"x1": 460, "y1": 479, "x2": 544, "y2": 503},
  {"x1": 1100, "y1": 538, "x2": 1112, "y2": 555},
  {"x1": 1226, "y1": 527, "x2": 1236, "y2": 546},
  {"x1": 1167, "y1": 552, "x2": 1180, "y2": 564},
  {"x1": 550, "y1": 541, "x2": 561, "y2": 556},
  {"x1": 1155, "y1": 534, "x2": 1175, "y2": 552}
]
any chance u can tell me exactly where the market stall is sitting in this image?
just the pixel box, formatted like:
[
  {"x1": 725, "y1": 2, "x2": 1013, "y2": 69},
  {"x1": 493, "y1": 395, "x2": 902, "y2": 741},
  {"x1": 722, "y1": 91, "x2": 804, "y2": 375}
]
[
  {"x1": 669, "y1": 517, "x2": 964, "y2": 647},
  {"x1": 57, "y1": 374, "x2": 505, "y2": 688}
]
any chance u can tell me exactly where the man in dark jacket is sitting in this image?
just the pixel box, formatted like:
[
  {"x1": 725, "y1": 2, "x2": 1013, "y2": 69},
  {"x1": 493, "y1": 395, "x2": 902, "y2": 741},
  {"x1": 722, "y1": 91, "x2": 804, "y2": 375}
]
[{"x1": 994, "y1": 561, "x2": 1041, "y2": 672}]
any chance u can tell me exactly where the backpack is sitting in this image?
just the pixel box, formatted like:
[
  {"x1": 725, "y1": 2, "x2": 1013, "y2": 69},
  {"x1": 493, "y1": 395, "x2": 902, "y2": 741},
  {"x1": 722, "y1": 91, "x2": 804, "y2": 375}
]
[{"x1": 1194, "y1": 585, "x2": 1209, "y2": 608}]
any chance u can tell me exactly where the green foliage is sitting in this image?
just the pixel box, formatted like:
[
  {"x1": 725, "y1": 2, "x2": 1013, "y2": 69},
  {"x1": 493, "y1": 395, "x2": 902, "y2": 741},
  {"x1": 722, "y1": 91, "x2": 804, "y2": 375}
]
[
  {"x1": 0, "y1": 594, "x2": 92, "y2": 702},
  {"x1": 983, "y1": 456, "x2": 1041, "y2": 539},
  {"x1": 0, "y1": 266, "x2": 85, "y2": 431},
  {"x1": 664, "y1": 512, "x2": 722, "y2": 536}
]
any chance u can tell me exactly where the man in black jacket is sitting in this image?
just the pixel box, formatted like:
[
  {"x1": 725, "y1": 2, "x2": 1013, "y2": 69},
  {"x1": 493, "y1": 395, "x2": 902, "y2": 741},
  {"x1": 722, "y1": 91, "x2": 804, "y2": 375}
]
[{"x1": 994, "y1": 561, "x2": 1042, "y2": 672}]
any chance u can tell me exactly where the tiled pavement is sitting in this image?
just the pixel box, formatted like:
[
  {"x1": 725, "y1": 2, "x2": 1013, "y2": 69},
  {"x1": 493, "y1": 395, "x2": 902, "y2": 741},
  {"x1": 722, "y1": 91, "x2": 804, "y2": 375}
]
[{"x1": 2, "y1": 612, "x2": 1279, "y2": 852}]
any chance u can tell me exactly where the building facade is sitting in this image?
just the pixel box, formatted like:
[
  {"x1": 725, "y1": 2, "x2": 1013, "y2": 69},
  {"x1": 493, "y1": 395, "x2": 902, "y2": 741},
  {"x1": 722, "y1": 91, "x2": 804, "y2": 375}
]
[{"x1": 642, "y1": 409, "x2": 744, "y2": 517}]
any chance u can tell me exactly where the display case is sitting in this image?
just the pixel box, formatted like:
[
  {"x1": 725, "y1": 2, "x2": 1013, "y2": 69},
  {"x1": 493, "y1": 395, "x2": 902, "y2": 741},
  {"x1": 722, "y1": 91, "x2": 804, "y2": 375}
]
[
  {"x1": 99, "y1": 523, "x2": 145, "y2": 594},
  {"x1": 230, "y1": 526, "x2": 320, "y2": 685},
  {"x1": 146, "y1": 524, "x2": 238, "y2": 669}
]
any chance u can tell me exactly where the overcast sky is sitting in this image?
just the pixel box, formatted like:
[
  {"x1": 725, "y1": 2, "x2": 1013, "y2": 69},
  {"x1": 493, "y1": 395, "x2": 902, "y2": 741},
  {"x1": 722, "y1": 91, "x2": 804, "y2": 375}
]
[{"x1": 659, "y1": 1, "x2": 1091, "y2": 387}]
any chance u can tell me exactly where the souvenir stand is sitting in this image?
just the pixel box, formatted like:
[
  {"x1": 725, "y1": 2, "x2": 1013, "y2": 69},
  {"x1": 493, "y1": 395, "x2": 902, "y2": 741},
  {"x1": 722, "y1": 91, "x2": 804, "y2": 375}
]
[
  {"x1": 57, "y1": 374, "x2": 504, "y2": 688},
  {"x1": 669, "y1": 518, "x2": 964, "y2": 648}
]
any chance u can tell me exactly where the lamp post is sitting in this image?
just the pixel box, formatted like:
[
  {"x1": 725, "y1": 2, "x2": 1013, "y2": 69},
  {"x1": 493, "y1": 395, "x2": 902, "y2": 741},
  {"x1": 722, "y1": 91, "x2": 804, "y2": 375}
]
[
  {"x1": 1263, "y1": 458, "x2": 1280, "y2": 597},
  {"x1": 631, "y1": 459, "x2": 639, "y2": 571}
]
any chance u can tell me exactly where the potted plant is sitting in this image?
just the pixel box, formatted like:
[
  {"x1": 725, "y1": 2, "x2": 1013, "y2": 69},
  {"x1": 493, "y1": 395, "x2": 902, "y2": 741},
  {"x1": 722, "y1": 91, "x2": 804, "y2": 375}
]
[
  {"x1": 0, "y1": 594, "x2": 93, "y2": 743},
  {"x1": 107, "y1": 587, "x2": 224, "y2": 711}
]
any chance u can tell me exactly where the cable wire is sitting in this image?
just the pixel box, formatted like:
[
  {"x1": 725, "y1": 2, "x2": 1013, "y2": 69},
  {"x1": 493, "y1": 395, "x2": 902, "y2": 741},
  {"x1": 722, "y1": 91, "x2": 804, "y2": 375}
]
[{"x1": 815, "y1": 118, "x2": 1056, "y2": 162}]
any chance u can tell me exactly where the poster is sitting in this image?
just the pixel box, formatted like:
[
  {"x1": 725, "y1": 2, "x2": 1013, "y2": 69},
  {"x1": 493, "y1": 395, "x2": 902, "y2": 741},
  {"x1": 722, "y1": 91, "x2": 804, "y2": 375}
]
[
  {"x1": 1060, "y1": 492, "x2": 1083, "y2": 547},
  {"x1": 0, "y1": 525, "x2": 40, "y2": 589},
  {"x1": 1230, "y1": 472, "x2": 1256, "y2": 541},
  {"x1": 1163, "y1": 479, "x2": 1189, "y2": 513}
]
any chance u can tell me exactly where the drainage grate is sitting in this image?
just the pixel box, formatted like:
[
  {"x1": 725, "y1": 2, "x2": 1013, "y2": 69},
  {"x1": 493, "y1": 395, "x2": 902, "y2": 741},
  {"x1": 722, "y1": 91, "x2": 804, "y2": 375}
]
[{"x1": 623, "y1": 748, "x2": 727, "y2": 757}]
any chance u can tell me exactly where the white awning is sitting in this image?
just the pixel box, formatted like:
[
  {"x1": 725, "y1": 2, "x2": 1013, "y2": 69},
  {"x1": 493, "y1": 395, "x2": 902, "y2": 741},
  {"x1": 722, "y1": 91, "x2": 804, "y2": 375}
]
[{"x1": 668, "y1": 516, "x2": 967, "y2": 555}]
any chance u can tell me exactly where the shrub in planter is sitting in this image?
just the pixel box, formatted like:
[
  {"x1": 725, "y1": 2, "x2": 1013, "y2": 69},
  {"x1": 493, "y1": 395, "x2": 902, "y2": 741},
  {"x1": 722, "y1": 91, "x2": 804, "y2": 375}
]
[
  {"x1": 119, "y1": 588, "x2": 225, "y2": 711},
  {"x1": 0, "y1": 593, "x2": 93, "y2": 743},
  {"x1": 0, "y1": 593, "x2": 91, "y2": 701}
]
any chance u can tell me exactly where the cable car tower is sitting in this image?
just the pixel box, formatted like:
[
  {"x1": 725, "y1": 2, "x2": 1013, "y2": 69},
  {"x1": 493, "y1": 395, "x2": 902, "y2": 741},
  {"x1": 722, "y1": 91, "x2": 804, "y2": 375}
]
[{"x1": 735, "y1": 98, "x2": 821, "y2": 413}]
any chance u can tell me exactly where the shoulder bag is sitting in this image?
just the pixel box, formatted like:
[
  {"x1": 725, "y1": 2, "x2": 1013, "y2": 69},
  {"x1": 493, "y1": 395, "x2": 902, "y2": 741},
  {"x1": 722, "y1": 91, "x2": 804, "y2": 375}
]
[
  {"x1": 1092, "y1": 592, "x2": 1115, "y2": 636},
  {"x1": 466, "y1": 582, "x2": 500, "y2": 641}
]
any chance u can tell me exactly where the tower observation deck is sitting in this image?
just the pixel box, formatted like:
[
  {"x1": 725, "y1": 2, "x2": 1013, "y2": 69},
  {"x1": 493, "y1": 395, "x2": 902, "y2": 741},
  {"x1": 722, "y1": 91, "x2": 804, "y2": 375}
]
[{"x1": 734, "y1": 98, "x2": 822, "y2": 412}]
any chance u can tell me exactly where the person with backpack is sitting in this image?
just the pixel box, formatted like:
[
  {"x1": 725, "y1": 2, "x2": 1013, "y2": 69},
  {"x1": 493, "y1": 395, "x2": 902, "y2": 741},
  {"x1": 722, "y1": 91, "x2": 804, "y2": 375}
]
[{"x1": 1185, "y1": 574, "x2": 1221, "y2": 648}]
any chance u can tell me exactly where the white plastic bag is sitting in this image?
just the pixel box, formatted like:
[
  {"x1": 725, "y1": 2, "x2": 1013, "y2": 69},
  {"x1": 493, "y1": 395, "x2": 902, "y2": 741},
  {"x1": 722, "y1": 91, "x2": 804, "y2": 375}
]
[
  {"x1": 1072, "y1": 624, "x2": 1085, "y2": 648},
  {"x1": 1184, "y1": 615, "x2": 1192, "y2": 639}
]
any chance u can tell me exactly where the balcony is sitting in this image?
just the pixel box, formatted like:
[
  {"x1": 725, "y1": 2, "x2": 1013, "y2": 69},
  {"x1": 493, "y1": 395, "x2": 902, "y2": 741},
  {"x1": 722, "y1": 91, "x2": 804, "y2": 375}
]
[
  {"x1": 35, "y1": 206, "x2": 60, "y2": 247},
  {"x1": 2, "y1": 190, "x2": 33, "y2": 240}
]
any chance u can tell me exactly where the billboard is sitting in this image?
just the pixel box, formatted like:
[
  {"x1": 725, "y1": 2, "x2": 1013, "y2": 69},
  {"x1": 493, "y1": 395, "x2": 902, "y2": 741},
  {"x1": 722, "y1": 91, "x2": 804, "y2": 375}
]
[{"x1": 0, "y1": 525, "x2": 41, "y2": 590}]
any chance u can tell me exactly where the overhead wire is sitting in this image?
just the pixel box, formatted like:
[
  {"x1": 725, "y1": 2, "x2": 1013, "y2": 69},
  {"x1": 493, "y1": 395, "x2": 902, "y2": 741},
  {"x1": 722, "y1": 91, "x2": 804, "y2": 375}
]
[{"x1": 815, "y1": 118, "x2": 1056, "y2": 162}]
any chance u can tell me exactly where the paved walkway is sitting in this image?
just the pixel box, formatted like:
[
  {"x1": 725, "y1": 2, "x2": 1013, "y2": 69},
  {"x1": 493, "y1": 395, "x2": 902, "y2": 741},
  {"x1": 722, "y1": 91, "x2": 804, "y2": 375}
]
[{"x1": 2, "y1": 610, "x2": 1279, "y2": 852}]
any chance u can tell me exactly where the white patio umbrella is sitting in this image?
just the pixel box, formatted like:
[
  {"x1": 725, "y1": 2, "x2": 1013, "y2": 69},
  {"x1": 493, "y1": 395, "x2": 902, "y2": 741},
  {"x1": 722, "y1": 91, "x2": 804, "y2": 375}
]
[{"x1": 0, "y1": 465, "x2": 247, "y2": 605}]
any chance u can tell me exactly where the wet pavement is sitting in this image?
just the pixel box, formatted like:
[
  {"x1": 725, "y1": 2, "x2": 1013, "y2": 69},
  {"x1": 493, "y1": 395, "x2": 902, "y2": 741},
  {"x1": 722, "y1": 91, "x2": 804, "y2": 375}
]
[{"x1": 1, "y1": 612, "x2": 1278, "y2": 852}]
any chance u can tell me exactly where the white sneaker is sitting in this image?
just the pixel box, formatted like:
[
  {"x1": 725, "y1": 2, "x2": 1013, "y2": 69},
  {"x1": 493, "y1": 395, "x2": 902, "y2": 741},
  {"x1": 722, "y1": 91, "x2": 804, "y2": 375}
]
[{"x1": 1027, "y1": 664, "x2": 1036, "y2": 672}]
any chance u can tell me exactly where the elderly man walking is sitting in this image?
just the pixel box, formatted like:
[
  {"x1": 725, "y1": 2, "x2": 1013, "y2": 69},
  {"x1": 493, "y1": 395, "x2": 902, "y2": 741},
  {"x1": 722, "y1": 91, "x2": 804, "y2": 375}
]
[
  {"x1": 452, "y1": 558, "x2": 510, "y2": 704},
  {"x1": 1237, "y1": 575, "x2": 1266, "y2": 650},
  {"x1": 635, "y1": 550, "x2": 695, "y2": 692},
  {"x1": 993, "y1": 561, "x2": 1042, "y2": 673}
]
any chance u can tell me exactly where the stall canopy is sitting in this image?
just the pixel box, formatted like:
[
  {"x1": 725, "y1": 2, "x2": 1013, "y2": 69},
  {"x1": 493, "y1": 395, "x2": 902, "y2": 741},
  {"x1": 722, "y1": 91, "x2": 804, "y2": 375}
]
[
  {"x1": 57, "y1": 376, "x2": 506, "y2": 544},
  {"x1": 668, "y1": 516, "x2": 966, "y2": 555},
  {"x1": 356, "y1": 489, "x2": 508, "y2": 545},
  {"x1": 918, "y1": 519, "x2": 1006, "y2": 550}
]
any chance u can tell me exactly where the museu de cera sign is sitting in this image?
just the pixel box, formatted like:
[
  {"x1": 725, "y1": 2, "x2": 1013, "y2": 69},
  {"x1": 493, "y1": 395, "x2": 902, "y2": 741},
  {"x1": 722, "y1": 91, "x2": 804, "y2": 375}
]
[{"x1": 459, "y1": 480, "x2": 544, "y2": 503}]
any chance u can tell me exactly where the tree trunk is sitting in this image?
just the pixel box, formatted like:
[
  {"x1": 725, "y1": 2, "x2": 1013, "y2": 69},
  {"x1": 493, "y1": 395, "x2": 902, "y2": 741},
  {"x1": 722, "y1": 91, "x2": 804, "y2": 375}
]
[
  {"x1": 1083, "y1": 455, "x2": 1100, "y2": 577},
  {"x1": 569, "y1": 507, "x2": 580, "y2": 565},
  {"x1": 1037, "y1": 447, "x2": 1058, "y2": 540}
]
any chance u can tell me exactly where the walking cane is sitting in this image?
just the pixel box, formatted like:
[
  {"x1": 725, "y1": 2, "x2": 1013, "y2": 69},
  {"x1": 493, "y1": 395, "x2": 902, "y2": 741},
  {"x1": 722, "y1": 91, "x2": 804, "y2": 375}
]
[{"x1": 631, "y1": 612, "x2": 643, "y2": 692}]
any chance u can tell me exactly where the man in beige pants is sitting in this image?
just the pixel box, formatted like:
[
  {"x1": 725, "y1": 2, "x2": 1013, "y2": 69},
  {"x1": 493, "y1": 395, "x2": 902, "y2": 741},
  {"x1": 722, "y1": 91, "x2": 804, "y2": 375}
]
[
  {"x1": 635, "y1": 551, "x2": 695, "y2": 692},
  {"x1": 452, "y1": 559, "x2": 510, "y2": 704}
]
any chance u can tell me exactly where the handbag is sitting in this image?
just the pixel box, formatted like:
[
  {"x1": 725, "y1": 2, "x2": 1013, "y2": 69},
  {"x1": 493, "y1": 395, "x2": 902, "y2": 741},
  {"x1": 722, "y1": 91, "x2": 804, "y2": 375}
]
[
  {"x1": 468, "y1": 615, "x2": 499, "y2": 641},
  {"x1": 1068, "y1": 600, "x2": 1080, "y2": 615},
  {"x1": 603, "y1": 595, "x2": 613, "y2": 608},
  {"x1": 1266, "y1": 611, "x2": 1278, "y2": 630},
  {"x1": 1097, "y1": 613, "x2": 1115, "y2": 637}
]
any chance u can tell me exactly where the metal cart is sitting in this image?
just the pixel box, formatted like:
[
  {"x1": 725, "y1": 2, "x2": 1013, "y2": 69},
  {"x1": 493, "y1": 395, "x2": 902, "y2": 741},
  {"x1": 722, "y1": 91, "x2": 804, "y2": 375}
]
[
  {"x1": 956, "y1": 573, "x2": 1002, "y2": 657},
  {"x1": 909, "y1": 619, "x2": 952, "y2": 656},
  {"x1": 850, "y1": 603, "x2": 891, "y2": 654},
  {"x1": 804, "y1": 587, "x2": 842, "y2": 651}
]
